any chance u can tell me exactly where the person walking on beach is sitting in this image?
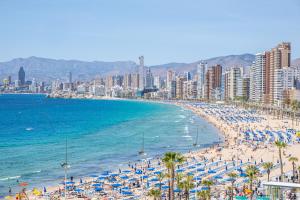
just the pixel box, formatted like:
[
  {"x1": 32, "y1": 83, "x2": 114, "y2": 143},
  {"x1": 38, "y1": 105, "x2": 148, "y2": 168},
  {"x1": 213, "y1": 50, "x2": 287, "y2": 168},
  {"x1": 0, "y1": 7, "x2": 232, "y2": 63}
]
[{"x1": 8, "y1": 187, "x2": 11, "y2": 195}]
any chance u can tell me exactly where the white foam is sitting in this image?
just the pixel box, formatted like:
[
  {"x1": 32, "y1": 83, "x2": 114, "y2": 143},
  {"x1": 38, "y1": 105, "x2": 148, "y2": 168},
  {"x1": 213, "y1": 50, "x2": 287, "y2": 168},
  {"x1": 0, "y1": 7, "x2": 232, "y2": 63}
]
[{"x1": 0, "y1": 175, "x2": 21, "y2": 181}]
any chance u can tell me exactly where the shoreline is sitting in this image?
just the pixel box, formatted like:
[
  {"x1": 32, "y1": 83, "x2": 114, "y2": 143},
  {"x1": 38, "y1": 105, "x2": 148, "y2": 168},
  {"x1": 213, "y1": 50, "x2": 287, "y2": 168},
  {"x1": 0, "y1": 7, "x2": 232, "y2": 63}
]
[
  {"x1": 0, "y1": 95, "x2": 223, "y2": 198},
  {"x1": 3, "y1": 95, "x2": 300, "y2": 199}
]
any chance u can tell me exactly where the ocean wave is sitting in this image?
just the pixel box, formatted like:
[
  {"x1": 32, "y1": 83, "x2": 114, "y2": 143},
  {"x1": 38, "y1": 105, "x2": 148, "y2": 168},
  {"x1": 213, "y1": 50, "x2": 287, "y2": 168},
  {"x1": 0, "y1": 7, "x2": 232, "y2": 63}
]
[
  {"x1": 0, "y1": 175, "x2": 21, "y2": 181},
  {"x1": 26, "y1": 127, "x2": 34, "y2": 131},
  {"x1": 182, "y1": 135, "x2": 192, "y2": 138}
]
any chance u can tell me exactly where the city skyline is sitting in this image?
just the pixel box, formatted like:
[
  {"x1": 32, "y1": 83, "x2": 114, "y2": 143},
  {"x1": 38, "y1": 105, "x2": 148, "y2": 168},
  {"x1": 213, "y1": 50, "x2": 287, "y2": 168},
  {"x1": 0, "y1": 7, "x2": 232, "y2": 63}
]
[{"x1": 1, "y1": 0, "x2": 300, "y2": 65}]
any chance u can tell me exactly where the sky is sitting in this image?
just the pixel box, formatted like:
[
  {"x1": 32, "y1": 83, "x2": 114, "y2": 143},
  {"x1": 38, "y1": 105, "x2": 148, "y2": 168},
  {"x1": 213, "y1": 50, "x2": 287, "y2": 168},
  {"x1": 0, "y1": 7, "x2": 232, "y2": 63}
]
[{"x1": 1, "y1": 0, "x2": 300, "y2": 65}]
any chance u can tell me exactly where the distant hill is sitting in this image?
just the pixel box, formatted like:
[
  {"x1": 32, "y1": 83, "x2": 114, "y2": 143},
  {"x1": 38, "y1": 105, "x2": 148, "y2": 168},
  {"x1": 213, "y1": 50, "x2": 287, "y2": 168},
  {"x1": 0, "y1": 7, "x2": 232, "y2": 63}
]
[
  {"x1": 292, "y1": 58, "x2": 300, "y2": 67},
  {"x1": 7, "y1": 53, "x2": 299, "y2": 81},
  {"x1": 0, "y1": 57, "x2": 138, "y2": 82},
  {"x1": 150, "y1": 54, "x2": 255, "y2": 76}
]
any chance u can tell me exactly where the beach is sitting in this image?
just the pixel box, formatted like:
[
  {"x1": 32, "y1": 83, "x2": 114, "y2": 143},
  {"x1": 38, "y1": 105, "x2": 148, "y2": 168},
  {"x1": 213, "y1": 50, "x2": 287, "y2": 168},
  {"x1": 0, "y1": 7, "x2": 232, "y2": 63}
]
[{"x1": 16, "y1": 100, "x2": 299, "y2": 200}]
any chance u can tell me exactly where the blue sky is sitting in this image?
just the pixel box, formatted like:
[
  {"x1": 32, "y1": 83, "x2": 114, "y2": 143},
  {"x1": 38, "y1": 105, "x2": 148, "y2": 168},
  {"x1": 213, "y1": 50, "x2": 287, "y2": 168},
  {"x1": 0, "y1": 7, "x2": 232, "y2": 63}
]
[{"x1": 1, "y1": 0, "x2": 300, "y2": 65}]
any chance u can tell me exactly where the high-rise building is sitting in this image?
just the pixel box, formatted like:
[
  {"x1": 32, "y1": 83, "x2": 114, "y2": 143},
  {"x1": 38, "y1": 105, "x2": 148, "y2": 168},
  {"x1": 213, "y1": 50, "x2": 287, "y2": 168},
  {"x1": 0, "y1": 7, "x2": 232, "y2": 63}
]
[
  {"x1": 274, "y1": 66, "x2": 295, "y2": 106},
  {"x1": 124, "y1": 74, "x2": 132, "y2": 89},
  {"x1": 197, "y1": 62, "x2": 206, "y2": 99},
  {"x1": 138, "y1": 56, "x2": 144, "y2": 90},
  {"x1": 204, "y1": 65, "x2": 222, "y2": 101},
  {"x1": 18, "y1": 67, "x2": 25, "y2": 85},
  {"x1": 131, "y1": 73, "x2": 140, "y2": 89},
  {"x1": 176, "y1": 76, "x2": 186, "y2": 99},
  {"x1": 225, "y1": 67, "x2": 243, "y2": 101},
  {"x1": 145, "y1": 67, "x2": 154, "y2": 89},
  {"x1": 184, "y1": 71, "x2": 192, "y2": 81},
  {"x1": 7, "y1": 75, "x2": 12, "y2": 85},
  {"x1": 69, "y1": 72, "x2": 72, "y2": 84},
  {"x1": 167, "y1": 70, "x2": 175, "y2": 98},
  {"x1": 249, "y1": 53, "x2": 266, "y2": 102},
  {"x1": 236, "y1": 75, "x2": 250, "y2": 101},
  {"x1": 154, "y1": 76, "x2": 161, "y2": 89},
  {"x1": 269, "y1": 42, "x2": 291, "y2": 104}
]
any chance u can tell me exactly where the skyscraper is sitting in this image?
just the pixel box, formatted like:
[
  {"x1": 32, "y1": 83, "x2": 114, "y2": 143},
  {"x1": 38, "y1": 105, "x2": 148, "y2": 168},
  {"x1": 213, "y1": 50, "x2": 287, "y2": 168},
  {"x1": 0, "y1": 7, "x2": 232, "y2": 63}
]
[
  {"x1": 204, "y1": 65, "x2": 222, "y2": 101},
  {"x1": 167, "y1": 70, "x2": 175, "y2": 98},
  {"x1": 145, "y1": 67, "x2": 154, "y2": 89},
  {"x1": 69, "y1": 72, "x2": 72, "y2": 84},
  {"x1": 226, "y1": 66, "x2": 243, "y2": 100},
  {"x1": 197, "y1": 62, "x2": 206, "y2": 99},
  {"x1": 18, "y1": 67, "x2": 25, "y2": 85},
  {"x1": 184, "y1": 71, "x2": 192, "y2": 81},
  {"x1": 138, "y1": 56, "x2": 144, "y2": 90},
  {"x1": 154, "y1": 76, "x2": 161, "y2": 89}
]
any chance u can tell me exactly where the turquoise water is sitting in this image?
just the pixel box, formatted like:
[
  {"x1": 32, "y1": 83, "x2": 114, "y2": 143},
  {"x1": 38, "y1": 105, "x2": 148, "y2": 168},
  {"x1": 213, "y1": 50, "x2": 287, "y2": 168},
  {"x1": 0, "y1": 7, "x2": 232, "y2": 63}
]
[{"x1": 0, "y1": 94, "x2": 221, "y2": 196}]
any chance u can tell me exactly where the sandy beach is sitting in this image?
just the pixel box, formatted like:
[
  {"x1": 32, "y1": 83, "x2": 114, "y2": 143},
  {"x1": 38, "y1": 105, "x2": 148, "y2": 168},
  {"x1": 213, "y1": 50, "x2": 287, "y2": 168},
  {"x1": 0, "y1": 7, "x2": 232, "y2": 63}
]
[{"x1": 18, "y1": 101, "x2": 300, "y2": 200}]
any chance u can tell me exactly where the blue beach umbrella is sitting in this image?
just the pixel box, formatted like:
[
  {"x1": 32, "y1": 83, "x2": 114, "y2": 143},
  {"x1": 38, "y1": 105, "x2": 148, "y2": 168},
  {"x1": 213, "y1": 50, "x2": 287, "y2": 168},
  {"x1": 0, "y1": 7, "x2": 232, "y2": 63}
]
[
  {"x1": 128, "y1": 178, "x2": 137, "y2": 182},
  {"x1": 201, "y1": 186, "x2": 209, "y2": 191},
  {"x1": 95, "y1": 187, "x2": 103, "y2": 192},
  {"x1": 112, "y1": 183, "x2": 122, "y2": 187},
  {"x1": 135, "y1": 170, "x2": 143, "y2": 174},
  {"x1": 176, "y1": 169, "x2": 184, "y2": 173},
  {"x1": 92, "y1": 183, "x2": 102, "y2": 187},
  {"x1": 208, "y1": 170, "x2": 216, "y2": 174},
  {"x1": 109, "y1": 173, "x2": 119, "y2": 177},
  {"x1": 98, "y1": 176, "x2": 106, "y2": 180},
  {"x1": 214, "y1": 175, "x2": 222, "y2": 179},
  {"x1": 162, "y1": 185, "x2": 170, "y2": 190},
  {"x1": 122, "y1": 170, "x2": 131, "y2": 173},
  {"x1": 174, "y1": 188, "x2": 182, "y2": 193},
  {"x1": 155, "y1": 183, "x2": 164, "y2": 187},
  {"x1": 141, "y1": 175, "x2": 148, "y2": 179},
  {"x1": 197, "y1": 168, "x2": 205, "y2": 172},
  {"x1": 120, "y1": 175, "x2": 129, "y2": 180},
  {"x1": 148, "y1": 167, "x2": 155, "y2": 171},
  {"x1": 154, "y1": 171, "x2": 161, "y2": 175},
  {"x1": 122, "y1": 191, "x2": 133, "y2": 195},
  {"x1": 75, "y1": 188, "x2": 83, "y2": 193},
  {"x1": 150, "y1": 178, "x2": 159, "y2": 182}
]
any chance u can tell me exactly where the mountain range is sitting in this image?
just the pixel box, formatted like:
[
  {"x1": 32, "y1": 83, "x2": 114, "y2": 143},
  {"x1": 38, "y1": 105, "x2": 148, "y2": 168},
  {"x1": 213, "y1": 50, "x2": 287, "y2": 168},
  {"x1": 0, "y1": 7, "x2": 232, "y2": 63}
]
[{"x1": 0, "y1": 54, "x2": 299, "y2": 82}]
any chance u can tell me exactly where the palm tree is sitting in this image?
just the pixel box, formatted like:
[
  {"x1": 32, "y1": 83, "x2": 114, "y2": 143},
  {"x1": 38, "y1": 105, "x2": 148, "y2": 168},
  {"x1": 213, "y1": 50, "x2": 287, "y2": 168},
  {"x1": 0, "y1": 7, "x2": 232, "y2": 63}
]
[
  {"x1": 291, "y1": 100, "x2": 299, "y2": 127},
  {"x1": 245, "y1": 165, "x2": 259, "y2": 200},
  {"x1": 201, "y1": 179, "x2": 214, "y2": 200},
  {"x1": 274, "y1": 140, "x2": 287, "y2": 181},
  {"x1": 262, "y1": 162, "x2": 274, "y2": 182},
  {"x1": 197, "y1": 190, "x2": 208, "y2": 200},
  {"x1": 176, "y1": 173, "x2": 184, "y2": 188},
  {"x1": 148, "y1": 189, "x2": 162, "y2": 200},
  {"x1": 288, "y1": 157, "x2": 298, "y2": 182},
  {"x1": 162, "y1": 152, "x2": 186, "y2": 200},
  {"x1": 227, "y1": 172, "x2": 238, "y2": 200},
  {"x1": 178, "y1": 175, "x2": 195, "y2": 200},
  {"x1": 298, "y1": 166, "x2": 300, "y2": 183},
  {"x1": 157, "y1": 172, "x2": 165, "y2": 195}
]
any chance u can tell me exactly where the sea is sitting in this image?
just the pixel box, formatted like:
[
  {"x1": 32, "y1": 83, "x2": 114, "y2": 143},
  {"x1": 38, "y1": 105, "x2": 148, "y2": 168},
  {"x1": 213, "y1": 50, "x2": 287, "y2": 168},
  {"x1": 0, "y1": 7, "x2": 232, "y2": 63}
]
[{"x1": 0, "y1": 94, "x2": 221, "y2": 196}]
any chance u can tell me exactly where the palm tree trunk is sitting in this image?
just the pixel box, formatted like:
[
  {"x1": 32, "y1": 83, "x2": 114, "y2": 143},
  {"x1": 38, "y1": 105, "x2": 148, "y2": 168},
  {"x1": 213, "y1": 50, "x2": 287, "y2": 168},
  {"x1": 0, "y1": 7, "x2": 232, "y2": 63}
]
[
  {"x1": 279, "y1": 148, "x2": 284, "y2": 181},
  {"x1": 231, "y1": 182, "x2": 234, "y2": 200},
  {"x1": 250, "y1": 179, "x2": 253, "y2": 200},
  {"x1": 292, "y1": 162, "x2": 295, "y2": 182},
  {"x1": 168, "y1": 169, "x2": 171, "y2": 200},
  {"x1": 267, "y1": 171, "x2": 270, "y2": 182},
  {"x1": 171, "y1": 167, "x2": 175, "y2": 200}
]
